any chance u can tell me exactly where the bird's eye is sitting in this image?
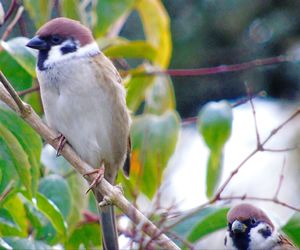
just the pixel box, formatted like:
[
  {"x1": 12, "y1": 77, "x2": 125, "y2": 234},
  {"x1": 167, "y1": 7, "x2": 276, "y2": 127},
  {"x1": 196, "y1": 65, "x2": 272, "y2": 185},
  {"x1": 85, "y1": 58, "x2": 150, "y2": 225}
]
[
  {"x1": 250, "y1": 218, "x2": 257, "y2": 225},
  {"x1": 51, "y1": 35, "x2": 63, "y2": 45}
]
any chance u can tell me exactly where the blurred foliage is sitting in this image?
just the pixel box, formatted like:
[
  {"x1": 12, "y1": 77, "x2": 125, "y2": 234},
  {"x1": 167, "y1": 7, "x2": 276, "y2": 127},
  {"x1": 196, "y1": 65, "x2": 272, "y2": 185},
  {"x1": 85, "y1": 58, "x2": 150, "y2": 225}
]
[{"x1": 0, "y1": 0, "x2": 299, "y2": 249}]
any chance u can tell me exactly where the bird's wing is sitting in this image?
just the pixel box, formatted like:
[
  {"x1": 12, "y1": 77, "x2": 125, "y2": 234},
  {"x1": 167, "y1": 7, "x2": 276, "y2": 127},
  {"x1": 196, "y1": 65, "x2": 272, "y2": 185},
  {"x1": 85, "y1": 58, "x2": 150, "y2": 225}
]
[{"x1": 272, "y1": 234, "x2": 298, "y2": 250}]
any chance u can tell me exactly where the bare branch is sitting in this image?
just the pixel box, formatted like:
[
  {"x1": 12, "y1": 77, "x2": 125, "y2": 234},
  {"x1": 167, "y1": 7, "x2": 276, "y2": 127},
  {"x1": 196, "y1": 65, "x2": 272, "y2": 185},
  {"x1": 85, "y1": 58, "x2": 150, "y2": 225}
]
[
  {"x1": 17, "y1": 85, "x2": 40, "y2": 96},
  {"x1": 1, "y1": 5, "x2": 24, "y2": 41}
]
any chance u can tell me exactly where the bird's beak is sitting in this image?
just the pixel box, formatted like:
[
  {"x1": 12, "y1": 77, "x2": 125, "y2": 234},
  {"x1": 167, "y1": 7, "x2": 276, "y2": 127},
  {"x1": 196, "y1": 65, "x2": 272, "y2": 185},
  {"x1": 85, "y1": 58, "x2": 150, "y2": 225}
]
[
  {"x1": 232, "y1": 220, "x2": 247, "y2": 233},
  {"x1": 26, "y1": 36, "x2": 48, "y2": 50}
]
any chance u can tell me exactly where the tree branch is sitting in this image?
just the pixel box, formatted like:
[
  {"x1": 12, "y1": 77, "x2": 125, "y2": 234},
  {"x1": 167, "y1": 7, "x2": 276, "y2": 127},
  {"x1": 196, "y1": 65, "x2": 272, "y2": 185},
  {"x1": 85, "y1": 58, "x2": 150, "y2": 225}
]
[{"x1": 0, "y1": 71, "x2": 180, "y2": 250}]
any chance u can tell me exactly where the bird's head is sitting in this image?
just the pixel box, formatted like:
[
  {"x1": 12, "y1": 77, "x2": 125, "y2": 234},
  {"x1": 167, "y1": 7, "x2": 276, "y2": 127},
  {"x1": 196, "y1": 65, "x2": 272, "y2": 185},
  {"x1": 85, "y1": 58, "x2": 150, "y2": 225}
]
[
  {"x1": 225, "y1": 203, "x2": 276, "y2": 250},
  {"x1": 26, "y1": 17, "x2": 99, "y2": 70}
]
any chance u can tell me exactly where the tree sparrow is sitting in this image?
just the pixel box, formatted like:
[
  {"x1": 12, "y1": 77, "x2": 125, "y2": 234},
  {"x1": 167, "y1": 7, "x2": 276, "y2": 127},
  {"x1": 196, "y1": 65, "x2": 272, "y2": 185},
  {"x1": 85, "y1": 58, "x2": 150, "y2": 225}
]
[
  {"x1": 26, "y1": 17, "x2": 131, "y2": 250},
  {"x1": 225, "y1": 203, "x2": 297, "y2": 250}
]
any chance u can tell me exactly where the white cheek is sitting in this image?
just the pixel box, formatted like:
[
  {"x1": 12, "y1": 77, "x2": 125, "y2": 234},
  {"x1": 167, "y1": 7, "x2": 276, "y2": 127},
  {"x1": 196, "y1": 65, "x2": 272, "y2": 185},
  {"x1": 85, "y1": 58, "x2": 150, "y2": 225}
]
[
  {"x1": 249, "y1": 223, "x2": 277, "y2": 250},
  {"x1": 43, "y1": 42, "x2": 100, "y2": 68}
]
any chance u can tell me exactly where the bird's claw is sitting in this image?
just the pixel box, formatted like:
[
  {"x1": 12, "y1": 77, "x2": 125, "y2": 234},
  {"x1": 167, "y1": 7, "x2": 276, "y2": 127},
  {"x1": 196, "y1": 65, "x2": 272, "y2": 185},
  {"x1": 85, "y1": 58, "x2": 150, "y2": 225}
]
[
  {"x1": 54, "y1": 133, "x2": 67, "y2": 157},
  {"x1": 84, "y1": 164, "x2": 105, "y2": 194}
]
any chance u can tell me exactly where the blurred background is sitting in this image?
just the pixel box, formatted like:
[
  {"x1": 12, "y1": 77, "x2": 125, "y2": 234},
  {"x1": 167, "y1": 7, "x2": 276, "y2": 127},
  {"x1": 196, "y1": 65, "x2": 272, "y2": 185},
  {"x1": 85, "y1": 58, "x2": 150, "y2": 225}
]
[{"x1": 122, "y1": 0, "x2": 300, "y2": 117}]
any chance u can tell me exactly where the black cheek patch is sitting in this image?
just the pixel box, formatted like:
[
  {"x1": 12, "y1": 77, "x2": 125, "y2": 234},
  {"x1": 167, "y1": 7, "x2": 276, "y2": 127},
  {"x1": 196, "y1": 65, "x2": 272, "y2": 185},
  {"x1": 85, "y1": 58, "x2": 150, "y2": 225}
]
[
  {"x1": 259, "y1": 227, "x2": 272, "y2": 238},
  {"x1": 37, "y1": 50, "x2": 49, "y2": 71},
  {"x1": 61, "y1": 43, "x2": 77, "y2": 54}
]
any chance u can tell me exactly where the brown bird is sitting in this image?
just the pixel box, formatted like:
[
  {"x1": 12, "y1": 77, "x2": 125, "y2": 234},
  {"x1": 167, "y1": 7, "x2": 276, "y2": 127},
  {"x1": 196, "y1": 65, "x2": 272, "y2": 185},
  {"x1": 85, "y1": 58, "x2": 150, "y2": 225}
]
[
  {"x1": 225, "y1": 203, "x2": 297, "y2": 250},
  {"x1": 26, "y1": 17, "x2": 131, "y2": 250}
]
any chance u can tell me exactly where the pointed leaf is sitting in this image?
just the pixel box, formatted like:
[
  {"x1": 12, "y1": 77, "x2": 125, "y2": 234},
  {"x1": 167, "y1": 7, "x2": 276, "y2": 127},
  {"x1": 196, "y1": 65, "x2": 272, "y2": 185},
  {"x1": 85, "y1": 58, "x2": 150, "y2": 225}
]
[
  {"x1": 23, "y1": 0, "x2": 51, "y2": 27},
  {"x1": 0, "y1": 51, "x2": 32, "y2": 91},
  {"x1": 136, "y1": 0, "x2": 172, "y2": 67},
  {"x1": 3, "y1": 194, "x2": 28, "y2": 237},
  {"x1": 65, "y1": 223, "x2": 101, "y2": 249},
  {"x1": 0, "y1": 124, "x2": 32, "y2": 198},
  {"x1": 35, "y1": 192, "x2": 67, "y2": 240},
  {"x1": 0, "y1": 107, "x2": 42, "y2": 197},
  {"x1": 104, "y1": 41, "x2": 158, "y2": 61},
  {"x1": 282, "y1": 212, "x2": 300, "y2": 247},
  {"x1": 94, "y1": 0, "x2": 136, "y2": 36},
  {"x1": 38, "y1": 175, "x2": 72, "y2": 219},
  {"x1": 61, "y1": 0, "x2": 80, "y2": 20},
  {"x1": 126, "y1": 66, "x2": 155, "y2": 112},
  {"x1": 1, "y1": 37, "x2": 37, "y2": 77},
  {"x1": 187, "y1": 207, "x2": 229, "y2": 243},
  {"x1": 144, "y1": 75, "x2": 175, "y2": 115},
  {"x1": 130, "y1": 111, "x2": 180, "y2": 198}
]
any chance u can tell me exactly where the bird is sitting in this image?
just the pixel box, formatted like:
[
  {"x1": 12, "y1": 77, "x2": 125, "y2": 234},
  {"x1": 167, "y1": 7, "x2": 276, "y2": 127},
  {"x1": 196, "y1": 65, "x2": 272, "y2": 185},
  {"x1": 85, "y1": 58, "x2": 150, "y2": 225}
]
[
  {"x1": 224, "y1": 203, "x2": 297, "y2": 250},
  {"x1": 26, "y1": 17, "x2": 131, "y2": 250}
]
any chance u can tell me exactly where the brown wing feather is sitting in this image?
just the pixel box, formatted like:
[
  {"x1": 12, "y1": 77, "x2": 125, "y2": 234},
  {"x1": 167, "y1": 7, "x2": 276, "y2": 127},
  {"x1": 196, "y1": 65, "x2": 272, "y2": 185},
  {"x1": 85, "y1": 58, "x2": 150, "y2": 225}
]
[{"x1": 272, "y1": 234, "x2": 298, "y2": 250}]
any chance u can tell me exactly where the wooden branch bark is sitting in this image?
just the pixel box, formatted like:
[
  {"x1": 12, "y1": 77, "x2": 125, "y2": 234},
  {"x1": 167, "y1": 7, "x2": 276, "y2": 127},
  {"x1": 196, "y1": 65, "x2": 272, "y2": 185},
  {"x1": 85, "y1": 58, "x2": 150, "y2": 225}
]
[{"x1": 0, "y1": 72, "x2": 180, "y2": 250}]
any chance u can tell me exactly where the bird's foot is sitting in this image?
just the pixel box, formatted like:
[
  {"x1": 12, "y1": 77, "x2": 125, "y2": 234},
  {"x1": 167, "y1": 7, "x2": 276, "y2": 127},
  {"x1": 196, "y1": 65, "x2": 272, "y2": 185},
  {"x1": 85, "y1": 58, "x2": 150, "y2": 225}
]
[
  {"x1": 84, "y1": 164, "x2": 105, "y2": 194},
  {"x1": 54, "y1": 133, "x2": 67, "y2": 157},
  {"x1": 99, "y1": 196, "x2": 112, "y2": 207}
]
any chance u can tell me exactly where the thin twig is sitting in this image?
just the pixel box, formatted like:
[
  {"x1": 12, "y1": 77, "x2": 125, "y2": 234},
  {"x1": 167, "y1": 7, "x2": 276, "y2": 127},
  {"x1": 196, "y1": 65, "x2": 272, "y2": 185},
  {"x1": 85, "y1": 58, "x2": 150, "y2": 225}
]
[
  {"x1": 1, "y1": 5, "x2": 24, "y2": 41},
  {"x1": 123, "y1": 55, "x2": 290, "y2": 77},
  {"x1": 274, "y1": 157, "x2": 286, "y2": 200},
  {"x1": 4, "y1": 0, "x2": 17, "y2": 22},
  {"x1": 246, "y1": 82, "x2": 261, "y2": 148},
  {"x1": 0, "y1": 71, "x2": 30, "y2": 116},
  {"x1": 219, "y1": 196, "x2": 300, "y2": 212},
  {"x1": 17, "y1": 85, "x2": 40, "y2": 96}
]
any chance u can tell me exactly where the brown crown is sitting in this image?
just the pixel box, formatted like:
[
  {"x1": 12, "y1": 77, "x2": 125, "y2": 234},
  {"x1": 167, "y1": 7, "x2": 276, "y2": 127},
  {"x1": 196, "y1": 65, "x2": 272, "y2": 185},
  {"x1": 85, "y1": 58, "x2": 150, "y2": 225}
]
[
  {"x1": 227, "y1": 203, "x2": 274, "y2": 230},
  {"x1": 36, "y1": 17, "x2": 94, "y2": 46}
]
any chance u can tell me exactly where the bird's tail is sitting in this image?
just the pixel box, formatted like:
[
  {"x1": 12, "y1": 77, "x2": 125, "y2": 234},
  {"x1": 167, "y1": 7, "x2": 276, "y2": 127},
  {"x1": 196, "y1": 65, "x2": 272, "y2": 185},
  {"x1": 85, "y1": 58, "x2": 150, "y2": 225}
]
[{"x1": 94, "y1": 190, "x2": 119, "y2": 250}]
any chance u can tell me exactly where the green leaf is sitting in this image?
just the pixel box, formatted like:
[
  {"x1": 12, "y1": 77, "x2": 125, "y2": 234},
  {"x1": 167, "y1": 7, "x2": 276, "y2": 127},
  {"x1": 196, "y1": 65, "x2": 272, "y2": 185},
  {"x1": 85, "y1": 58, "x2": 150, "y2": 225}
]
[
  {"x1": 130, "y1": 111, "x2": 180, "y2": 198},
  {"x1": 0, "y1": 208, "x2": 22, "y2": 237},
  {"x1": 94, "y1": 0, "x2": 136, "y2": 36},
  {"x1": 144, "y1": 75, "x2": 175, "y2": 115},
  {"x1": 38, "y1": 175, "x2": 72, "y2": 219},
  {"x1": 2, "y1": 237, "x2": 51, "y2": 250},
  {"x1": 282, "y1": 212, "x2": 300, "y2": 247},
  {"x1": 187, "y1": 207, "x2": 229, "y2": 243},
  {"x1": 0, "y1": 123, "x2": 32, "y2": 198},
  {"x1": 198, "y1": 101, "x2": 233, "y2": 151},
  {"x1": 0, "y1": 138, "x2": 18, "y2": 195},
  {"x1": 104, "y1": 41, "x2": 158, "y2": 61},
  {"x1": 172, "y1": 207, "x2": 219, "y2": 237},
  {"x1": 1, "y1": 194, "x2": 28, "y2": 237},
  {"x1": 23, "y1": 0, "x2": 51, "y2": 28},
  {"x1": 35, "y1": 192, "x2": 67, "y2": 240},
  {"x1": 197, "y1": 101, "x2": 233, "y2": 198},
  {"x1": 206, "y1": 150, "x2": 223, "y2": 197},
  {"x1": 1, "y1": 37, "x2": 37, "y2": 77},
  {"x1": 61, "y1": 0, "x2": 80, "y2": 21},
  {"x1": 0, "y1": 51, "x2": 32, "y2": 91},
  {"x1": 66, "y1": 173, "x2": 88, "y2": 232},
  {"x1": 0, "y1": 107, "x2": 42, "y2": 197},
  {"x1": 136, "y1": 0, "x2": 172, "y2": 67},
  {"x1": 126, "y1": 65, "x2": 155, "y2": 112},
  {"x1": 65, "y1": 223, "x2": 101, "y2": 249}
]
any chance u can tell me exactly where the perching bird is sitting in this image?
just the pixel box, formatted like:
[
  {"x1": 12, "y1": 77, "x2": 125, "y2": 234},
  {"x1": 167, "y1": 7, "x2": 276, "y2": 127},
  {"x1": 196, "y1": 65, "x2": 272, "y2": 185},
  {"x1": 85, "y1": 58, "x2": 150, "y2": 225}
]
[
  {"x1": 225, "y1": 203, "x2": 297, "y2": 250},
  {"x1": 26, "y1": 17, "x2": 131, "y2": 250}
]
